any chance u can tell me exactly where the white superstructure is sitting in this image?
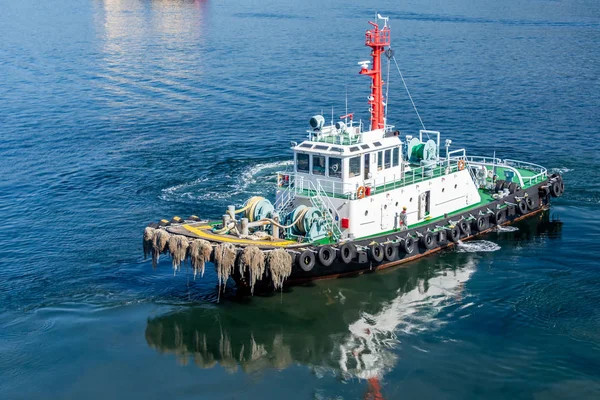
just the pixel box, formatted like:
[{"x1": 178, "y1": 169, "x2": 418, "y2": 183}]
[{"x1": 277, "y1": 122, "x2": 481, "y2": 241}]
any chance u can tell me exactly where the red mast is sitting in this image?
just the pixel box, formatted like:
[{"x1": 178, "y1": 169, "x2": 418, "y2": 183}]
[{"x1": 359, "y1": 21, "x2": 390, "y2": 131}]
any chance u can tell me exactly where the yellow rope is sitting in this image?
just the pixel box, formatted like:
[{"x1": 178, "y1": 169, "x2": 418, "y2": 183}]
[{"x1": 234, "y1": 196, "x2": 265, "y2": 214}]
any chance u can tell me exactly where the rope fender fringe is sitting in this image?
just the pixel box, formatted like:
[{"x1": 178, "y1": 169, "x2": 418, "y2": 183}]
[
  {"x1": 267, "y1": 249, "x2": 293, "y2": 290},
  {"x1": 152, "y1": 229, "x2": 171, "y2": 268},
  {"x1": 214, "y1": 243, "x2": 237, "y2": 297},
  {"x1": 188, "y1": 239, "x2": 212, "y2": 278},
  {"x1": 168, "y1": 235, "x2": 189, "y2": 271},
  {"x1": 239, "y1": 246, "x2": 266, "y2": 294},
  {"x1": 143, "y1": 227, "x2": 156, "y2": 260}
]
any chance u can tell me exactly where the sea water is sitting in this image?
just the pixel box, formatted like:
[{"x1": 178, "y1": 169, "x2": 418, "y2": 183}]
[{"x1": 1, "y1": 0, "x2": 600, "y2": 398}]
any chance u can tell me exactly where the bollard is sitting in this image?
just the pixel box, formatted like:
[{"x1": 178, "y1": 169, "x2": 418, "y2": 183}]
[{"x1": 241, "y1": 218, "x2": 249, "y2": 236}]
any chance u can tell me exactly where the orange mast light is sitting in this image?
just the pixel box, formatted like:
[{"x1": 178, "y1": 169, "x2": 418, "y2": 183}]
[{"x1": 359, "y1": 21, "x2": 390, "y2": 131}]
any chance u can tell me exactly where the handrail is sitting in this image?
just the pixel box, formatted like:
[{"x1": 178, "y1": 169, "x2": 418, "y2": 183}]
[{"x1": 465, "y1": 155, "x2": 548, "y2": 187}]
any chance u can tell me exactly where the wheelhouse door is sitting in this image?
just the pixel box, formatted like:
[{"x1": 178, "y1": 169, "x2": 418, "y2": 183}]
[{"x1": 418, "y1": 191, "x2": 431, "y2": 220}]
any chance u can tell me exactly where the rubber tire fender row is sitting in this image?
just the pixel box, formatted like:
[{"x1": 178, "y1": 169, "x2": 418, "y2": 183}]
[
  {"x1": 402, "y1": 236, "x2": 415, "y2": 254},
  {"x1": 421, "y1": 231, "x2": 436, "y2": 250},
  {"x1": 383, "y1": 242, "x2": 398, "y2": 262},
  {"x1": 518, "y1": 199, "x2": 528, "y2": 215},
  {"x1": 368, "y1": 243, "x2": 384, "y2": 263},
  {"x1": 474, "y1": 215, "x2": 487, "y2": 232},
  {"x1": 449, "y1": 225, "x2": 461, "y2": 243},
  {"x1": 298, "y1": 249, "x2": 316, "y2": 272},
  {"x1": 459, "y1": 220, "x2": 471, "y2": 237},
  {"x1": 317, "y1": 246, "x2": 335, "y2": 267},
  {"x1": 338, "y1": 243, "x2": 356, "y2": 264}
]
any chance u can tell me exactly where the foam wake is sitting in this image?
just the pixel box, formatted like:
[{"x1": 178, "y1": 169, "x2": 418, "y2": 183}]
[{"x1": 456, "y1": 240, "x2": 501, "y2": 252}]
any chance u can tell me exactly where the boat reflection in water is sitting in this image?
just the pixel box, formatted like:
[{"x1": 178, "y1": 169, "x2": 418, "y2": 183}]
[
  {"x1": 145, "y1": 256, "x2": 476, "y2": 375},
  {"x1": 145, "y1": 211, "x2": 562, "y2": 395}
]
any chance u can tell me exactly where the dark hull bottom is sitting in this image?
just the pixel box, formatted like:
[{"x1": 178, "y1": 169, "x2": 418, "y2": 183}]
[{"x1": 233, "y1": 180, "x2": 554, "y2": 292}]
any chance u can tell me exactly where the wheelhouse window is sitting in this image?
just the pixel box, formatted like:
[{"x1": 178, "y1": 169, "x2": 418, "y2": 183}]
[
  {"x1": 296, "y1": 153, "x2": 309, "y2": 173},
  {"x1": 329, "y1": 157, "x2": 342, "y2": 178},
  {"x1": 349, "y1": 156, "x2": 361, "y2": 177},
  {"x1": 377, "y1": 151, "x2": 383, "y2": 171},
  {"x1": 393, "y1": 147, "x2": 400, "y2": 166},
  {"x1": 312, "y1": 155, "x2": 326, "y2": 175},
  {"x1": 384, "y1": 149, "x2": 391, "y2": 169}
]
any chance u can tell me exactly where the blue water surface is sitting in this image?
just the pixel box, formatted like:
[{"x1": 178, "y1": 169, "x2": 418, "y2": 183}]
[{"x1": 1, "y1": 0, "x2": 600, "y2": 399}]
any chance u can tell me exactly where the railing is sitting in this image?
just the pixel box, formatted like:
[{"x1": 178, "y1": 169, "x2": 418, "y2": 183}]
[
  {"x1": 503, "y1": 159, "x2": 548, "y2": 186},
  {"x1": 465, "y1": 156, "x2": 547, "y2": 187},
  {"x1": 280, "y1": 158, "x2": 464, "y2": 201}
]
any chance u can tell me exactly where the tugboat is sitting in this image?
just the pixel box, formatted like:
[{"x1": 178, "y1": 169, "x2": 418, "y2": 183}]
[{"x1": 143, "y1": 17, "x2": 565, "y2": 295}]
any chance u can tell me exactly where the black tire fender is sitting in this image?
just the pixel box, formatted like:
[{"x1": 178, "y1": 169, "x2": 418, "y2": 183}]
[
  {"x1": 459, "y1": 220, "x2": 471, "y2": 236},
  {"x1": 298, "y1": 249, "x2": 316, "y2": 272},
  {"x1": 449, "y1": 225, "x2": 461, "y2": 242},
  {"x1": 421, "y1": 231, "x2": 436, "y2": 250},
  {"x1": 518, "y1": 199, "x2": 528, "y2": 215},
  {"x1": 338, "y1": 243, "x2": 356, "y2": 264},
  {"x1": 493, "y1": 209, "x2": 505, "y2": 225},
  {"x1": 525, "y1": 196, "x2": 535, "y2": 210},
  {"x1": 550, "y1": 181, "x2": 561, "y2": 197},
  {"x1": 317, "y1": 246, "x2": 335, "y2": 267},
  {"x1": 368, "y1": 243, "x2": 384, "y2": 262},
  {"x1": 401, "y1": 236, "x2": 415, "y2": 254},
  {"x1": 508, "y1": 182, "x2": 517, "y2": 194},
  {"x1": 474, "y1": 215, "x2": 487, "y2": 232},
  {"x1": 383, "y1": 242, "x2": 398, "y2": 262}
]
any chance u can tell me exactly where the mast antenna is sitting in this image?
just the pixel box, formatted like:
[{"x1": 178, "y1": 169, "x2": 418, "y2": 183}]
[{"x1": 359, "y1": 16, "x2": 391, "y2": 131}]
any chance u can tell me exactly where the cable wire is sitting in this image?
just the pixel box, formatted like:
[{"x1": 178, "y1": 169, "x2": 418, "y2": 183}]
[{"x1": 392, "y1": 55, "x2": 427, "y2": 133}]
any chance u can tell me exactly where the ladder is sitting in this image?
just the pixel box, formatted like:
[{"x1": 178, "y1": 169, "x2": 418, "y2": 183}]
[{"x1": 307, "y1": 181, "x2": 342, "y2": 242}]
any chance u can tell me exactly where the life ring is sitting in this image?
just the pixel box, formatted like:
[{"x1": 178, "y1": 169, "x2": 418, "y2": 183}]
[
  {"x1": 317, "y1": 246, "x2": 335, "y2": 267},
  {"x1": 421, "y1": 231, "x2": 436, "y2": 250},
  {"x1": 356, "y1": 186, "x2": 366, "y2": 199},
  {"x1": 383, "y1": 242, "x2": 398, "y2": 262},
  {"x1": 298, "y1": 249, "x2": 316, "y2": 272},
  {"x1": 338, "y1": 243, "x2": 356, "y2": 264},
  {"x1": 457, "y1": 160, "x2": 466, "y2": 171}
]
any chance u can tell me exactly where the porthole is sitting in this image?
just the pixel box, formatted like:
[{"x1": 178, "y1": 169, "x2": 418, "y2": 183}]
[
  {"x1": 410, "y1": 197, "x2": 413, "y2": 202},
  {"x1": 365, "y1": 210, "x2": 369, "y2": 216},
  {"x1": 442, "y1": 188, "x2": 445, "y2": 193},
  {"x1": 454, "y1": 184, "x2": 458, "y2": 189},
  {"x1": 384, "y1": 205, "x2": 388, "y2": 210},
  {"x1": 395, "y1": 202, "x2": 398, "y2": 207}
]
